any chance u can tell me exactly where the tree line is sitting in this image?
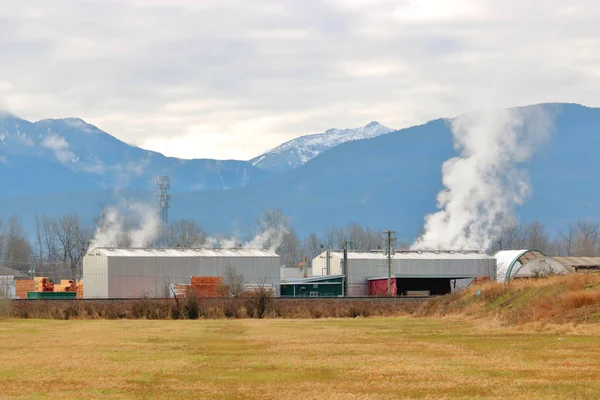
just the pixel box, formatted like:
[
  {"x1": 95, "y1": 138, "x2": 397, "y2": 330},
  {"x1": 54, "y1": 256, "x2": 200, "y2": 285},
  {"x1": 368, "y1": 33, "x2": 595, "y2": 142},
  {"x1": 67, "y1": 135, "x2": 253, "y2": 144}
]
[{"x1": 1, "y1": 207, "x2": 599, "y2": 281}]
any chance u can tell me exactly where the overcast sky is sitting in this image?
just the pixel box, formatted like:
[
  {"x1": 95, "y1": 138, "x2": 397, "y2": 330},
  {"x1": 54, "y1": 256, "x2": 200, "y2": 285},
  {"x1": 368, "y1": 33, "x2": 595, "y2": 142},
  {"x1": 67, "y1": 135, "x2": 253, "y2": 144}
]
[{"x1": 1, "y1": 0, "x2": 599, "y2": 160}]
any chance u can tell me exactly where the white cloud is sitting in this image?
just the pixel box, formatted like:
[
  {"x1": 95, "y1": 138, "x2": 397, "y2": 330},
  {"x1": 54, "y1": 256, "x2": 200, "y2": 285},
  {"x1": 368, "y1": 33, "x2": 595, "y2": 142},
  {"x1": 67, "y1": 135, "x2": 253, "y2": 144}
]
[
  {"x1": 40, "y1": 134, "x2": 78, "y2": 164},
  {"x1": 1, "y1": 0, "x2": 600, "y2": 160}
]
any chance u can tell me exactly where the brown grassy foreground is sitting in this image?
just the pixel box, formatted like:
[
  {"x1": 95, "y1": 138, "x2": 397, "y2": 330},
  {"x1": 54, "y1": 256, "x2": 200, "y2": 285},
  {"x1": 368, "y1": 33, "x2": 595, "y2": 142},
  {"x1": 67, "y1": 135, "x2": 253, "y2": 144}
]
[
  {"x1": 9, "y1": 297, "x2": 420, "y2": 320},
  {"x1": 419, "y1": 274, "x2": 600, "y2": 327},
  {"x1": 1, "y1": 318, "x2": 599, "y2": 399}
]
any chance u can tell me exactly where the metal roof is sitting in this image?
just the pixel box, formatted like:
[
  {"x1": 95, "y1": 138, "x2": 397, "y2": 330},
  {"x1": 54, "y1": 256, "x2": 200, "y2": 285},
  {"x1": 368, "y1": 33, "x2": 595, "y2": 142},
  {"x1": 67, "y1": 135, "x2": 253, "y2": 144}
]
[
  {"x1": 88, "y1": 247, "x2": 280, "y2": 258},
  {"x1": 281, "y1": 274, "x2": 344, "y2": 284},
  {"x1": 0, "y1": 266, "x2": 31, "y2": 279},
  {"x1": 322, "y1": 250, "x2": 493, "y2": 261},
  {"x1": 552, "y1": 256, "x2": 600, "y2": 268},
  {"x1": 493, "y1": 249, "x2": 545, "y2": 282}
]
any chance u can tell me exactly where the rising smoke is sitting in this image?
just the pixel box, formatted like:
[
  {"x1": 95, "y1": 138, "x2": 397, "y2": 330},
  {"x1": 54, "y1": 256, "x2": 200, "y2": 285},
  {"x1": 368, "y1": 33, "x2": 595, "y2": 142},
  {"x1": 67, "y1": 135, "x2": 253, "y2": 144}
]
[
  {"x1": 89, "y1": 203, "x2": 161, "y2": 249},
  {"x1": 201, "y1": 225, "x2": 288, "y2": 252},
  {"x1": 88, "y1": 200, "x2": 288, "y2": 252},
  {"x1": 411, "y1": 105, "x2": 554, "y2": 251}
]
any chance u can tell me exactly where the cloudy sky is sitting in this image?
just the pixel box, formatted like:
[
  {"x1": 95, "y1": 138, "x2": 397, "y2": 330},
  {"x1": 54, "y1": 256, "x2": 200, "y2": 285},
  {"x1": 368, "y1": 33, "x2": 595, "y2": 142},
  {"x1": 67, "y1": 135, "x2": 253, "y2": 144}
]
[{"x1": 1, "y1": 0, "x2": 599, "y2": 160}]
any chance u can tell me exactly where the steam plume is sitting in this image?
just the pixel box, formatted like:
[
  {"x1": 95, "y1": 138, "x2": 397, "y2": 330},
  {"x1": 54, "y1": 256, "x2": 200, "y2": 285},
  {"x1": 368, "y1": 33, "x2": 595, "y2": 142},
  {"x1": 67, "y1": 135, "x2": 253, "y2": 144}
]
[
  {"x1": 412, "y1": 106, "x2": 553, "y2": 251},
  {"x1": 89, "y1": 203, "x2": 160, "y2": 249},
  {"x1": 200, "y1": 226, "x2": 288, "y2": 252}
]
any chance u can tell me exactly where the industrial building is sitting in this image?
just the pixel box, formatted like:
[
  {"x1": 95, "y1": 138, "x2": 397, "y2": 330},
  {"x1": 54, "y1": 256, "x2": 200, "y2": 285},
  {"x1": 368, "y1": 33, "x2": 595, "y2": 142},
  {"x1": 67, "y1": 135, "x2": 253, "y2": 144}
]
[
  {"x1": 552, "y1": 257, "x2": 600, "y2": 273},
  {"x1": 83, "y1": 247, "x2": 281, "y2": 298},
  {"x1": 312, "y1": 250, "x2": 496, "y2": 296},
  {"x1": 494, "y1": 249, "x2": 548, "y2": 282},
  {"x1": 495, "y1": 250, "x2": 600, "y2": 282}
]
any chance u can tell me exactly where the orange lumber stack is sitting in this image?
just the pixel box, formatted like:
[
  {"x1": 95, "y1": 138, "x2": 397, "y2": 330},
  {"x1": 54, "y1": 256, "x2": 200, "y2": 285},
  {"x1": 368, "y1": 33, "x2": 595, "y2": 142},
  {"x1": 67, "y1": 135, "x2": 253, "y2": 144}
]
[
  {"x1": 15, "y1": 280, "x2": 35, "y2": 299},
  {"x1": 34, "y1": 277, "x2": 54, "y2": 292},
  {"x1": 190, "y1": 276, "x2": 223, "y2": 298},
  {"x1": 54, "y1": 280, "x2": 76, "y2": 292},
  {"x1": 76, "y1": 281, "x2": 84, "y2": 298}
]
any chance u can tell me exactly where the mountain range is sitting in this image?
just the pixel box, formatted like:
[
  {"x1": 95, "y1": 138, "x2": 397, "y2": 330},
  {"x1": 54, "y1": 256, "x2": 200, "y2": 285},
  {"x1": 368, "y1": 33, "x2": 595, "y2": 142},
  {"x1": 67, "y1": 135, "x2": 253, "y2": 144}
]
[
  {"x1": 1, "y1": 103, "x2": 599, "y2": 240},
  {"x1": 0, "y1": 115, "x2": 391, "y2": 195}
]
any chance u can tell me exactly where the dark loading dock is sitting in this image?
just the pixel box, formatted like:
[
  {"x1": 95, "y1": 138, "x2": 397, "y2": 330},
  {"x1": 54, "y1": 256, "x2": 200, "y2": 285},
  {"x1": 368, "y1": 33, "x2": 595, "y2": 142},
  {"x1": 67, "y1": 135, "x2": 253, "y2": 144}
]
[{"x1": 396, "y1": 278, "x2": 451, "y2": 296}]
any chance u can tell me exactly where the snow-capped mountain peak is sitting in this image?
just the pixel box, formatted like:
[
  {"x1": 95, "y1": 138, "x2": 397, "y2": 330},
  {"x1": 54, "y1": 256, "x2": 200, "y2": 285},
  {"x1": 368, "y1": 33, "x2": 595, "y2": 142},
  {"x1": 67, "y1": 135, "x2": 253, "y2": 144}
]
[{"x1": 250, "y1": 121, "x2": 394, "y2": 173}]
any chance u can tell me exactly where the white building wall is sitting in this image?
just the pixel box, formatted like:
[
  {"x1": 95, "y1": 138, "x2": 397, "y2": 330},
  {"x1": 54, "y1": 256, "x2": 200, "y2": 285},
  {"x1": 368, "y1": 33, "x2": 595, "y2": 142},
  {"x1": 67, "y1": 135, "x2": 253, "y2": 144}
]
[
  {"x1": 83, "y1": 249, "x2": 281, "y2": 298},
  {"x1": 311, "y1": 251, "x2": 343, "y2": 276},
  {"x1": 82, "y1": 253, "x2": 108, "y2": 298},
  {"x1": 0, "y1": 276, "x2": 16, "y2": 299}
]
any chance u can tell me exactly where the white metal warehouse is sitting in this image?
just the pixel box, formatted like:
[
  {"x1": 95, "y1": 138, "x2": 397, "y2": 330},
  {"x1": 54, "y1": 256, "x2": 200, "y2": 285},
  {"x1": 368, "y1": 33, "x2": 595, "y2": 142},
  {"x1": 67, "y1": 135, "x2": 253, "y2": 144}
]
[
  {"x1": 83, "y1": 247, "x2": 281, "y2": 298},
  {"x1": 312, "y1": 250, "x2": 497, "y2": 296}
]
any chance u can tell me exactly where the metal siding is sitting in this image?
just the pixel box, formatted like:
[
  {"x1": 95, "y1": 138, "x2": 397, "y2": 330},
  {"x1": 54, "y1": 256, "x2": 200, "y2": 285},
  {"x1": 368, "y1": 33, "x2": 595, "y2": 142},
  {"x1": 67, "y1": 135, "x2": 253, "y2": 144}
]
[
  {"x1": 83, "y1": 253, "x2": 108, "y2": 298},
  {"x1": 102, "y1": 254, "x2": 280, "y2": 298},
  {"x1": 312, "y1": 252, "x2": 343, "y2": 276}
]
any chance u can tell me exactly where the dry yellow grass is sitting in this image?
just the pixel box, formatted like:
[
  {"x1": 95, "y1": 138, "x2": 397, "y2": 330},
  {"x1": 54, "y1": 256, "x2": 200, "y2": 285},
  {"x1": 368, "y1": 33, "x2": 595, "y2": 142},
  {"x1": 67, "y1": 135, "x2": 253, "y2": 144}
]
[
  {"x1": 419, "y1": 274, "x2": 600, "y2": 326},
  {"x1": 1, "y1": 317, "x2": 600, "y2": 399}
]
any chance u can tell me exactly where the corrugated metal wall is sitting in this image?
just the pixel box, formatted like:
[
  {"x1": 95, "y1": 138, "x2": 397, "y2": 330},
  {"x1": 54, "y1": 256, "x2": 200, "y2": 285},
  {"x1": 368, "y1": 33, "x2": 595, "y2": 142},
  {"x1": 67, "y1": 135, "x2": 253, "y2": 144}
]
[
  {"x1": 311, "y1": 253, "x2": 342, "y2": 276},
  {"x1": 82, "y1": 254, "x2": 108, "y2": 298},
  {"x1": 83, "y1": 253, "x2": 280, "y2": 298}
]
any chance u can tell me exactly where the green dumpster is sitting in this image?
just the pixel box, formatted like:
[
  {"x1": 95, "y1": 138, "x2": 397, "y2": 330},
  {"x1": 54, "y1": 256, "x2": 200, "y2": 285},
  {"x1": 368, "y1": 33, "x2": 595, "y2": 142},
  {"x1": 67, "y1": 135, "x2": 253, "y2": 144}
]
[{"x1": 27, "y1": 292, "x2": 77, "y2": 299}]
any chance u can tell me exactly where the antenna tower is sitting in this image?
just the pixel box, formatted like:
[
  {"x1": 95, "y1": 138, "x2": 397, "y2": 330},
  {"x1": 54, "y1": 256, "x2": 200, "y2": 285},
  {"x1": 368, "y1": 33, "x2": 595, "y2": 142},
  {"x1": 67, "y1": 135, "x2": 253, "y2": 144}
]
[{"x1": 156, "y1": 176, "x2": 171, "y2": 224}]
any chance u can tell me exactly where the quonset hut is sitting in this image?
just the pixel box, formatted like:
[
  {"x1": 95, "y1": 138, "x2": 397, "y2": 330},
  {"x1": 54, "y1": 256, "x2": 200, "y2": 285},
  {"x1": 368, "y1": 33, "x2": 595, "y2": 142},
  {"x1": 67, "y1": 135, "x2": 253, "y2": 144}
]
[
  {"x1": 312, "y1": 250, "x2": 496, "y2": 296},
  {"x1": 83, "y1": 248, "x2": 281, "y2": 298}
]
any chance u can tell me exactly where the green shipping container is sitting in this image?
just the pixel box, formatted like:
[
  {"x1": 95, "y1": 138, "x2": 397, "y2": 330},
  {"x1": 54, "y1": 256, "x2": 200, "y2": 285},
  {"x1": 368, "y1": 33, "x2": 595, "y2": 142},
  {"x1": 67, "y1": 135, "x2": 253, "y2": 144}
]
[
  {"x1": 280, "y1": 276, "x2": 344, "y2": 297},
  {"x1": 27, "y1": 292, "x2": 77, "y2": 299}
]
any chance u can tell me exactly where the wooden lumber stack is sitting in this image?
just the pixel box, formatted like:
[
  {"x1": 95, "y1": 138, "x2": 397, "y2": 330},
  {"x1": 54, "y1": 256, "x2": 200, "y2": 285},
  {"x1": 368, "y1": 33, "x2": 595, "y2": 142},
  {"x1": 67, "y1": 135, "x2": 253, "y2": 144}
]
[
  {"x1": 76, "y1": 281, "x2": 84, "y2": 298},
  {"x1": 33, "y1": 277, "x2": 54, "y2": 292},
  {"x1": 170, "y1": 284, "x2": 191, "y2": 298},
  {"x1": 15, "y1": 280, "x2": 35, "y2": 299},
  {"x1": 190, "y1": 276, "x2": 224, "y2": 298},
  {"x1": 54, "y1": 280, "x2": 76, "y2": 293}
]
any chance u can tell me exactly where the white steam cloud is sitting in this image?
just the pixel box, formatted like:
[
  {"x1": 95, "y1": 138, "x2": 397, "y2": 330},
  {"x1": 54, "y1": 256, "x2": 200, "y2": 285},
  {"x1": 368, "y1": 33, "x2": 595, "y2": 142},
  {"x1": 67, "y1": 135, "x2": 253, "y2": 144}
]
[
  {"x1": 89, "y1": 203, "x2": 161, "y2": 249},
  {"x1": 412, "y1": 106, "x2": 553, "y2": 251},
  {"x1": 200, "y1": 225, "x2": 288, "y2": 252},
  {"x1": 88, "y1": 201, "x2": 288, "y2": 253}
]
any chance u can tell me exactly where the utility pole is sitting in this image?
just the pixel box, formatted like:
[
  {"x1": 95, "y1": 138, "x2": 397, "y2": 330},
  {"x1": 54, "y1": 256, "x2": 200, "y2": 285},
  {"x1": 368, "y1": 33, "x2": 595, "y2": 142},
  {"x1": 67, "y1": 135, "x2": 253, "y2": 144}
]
[
  {"x1": 343, "y1": 241, "x2": 351, "y2": 297},
  {"x1": 384, "y1": 231, "x2": 396, "y2": 296}
]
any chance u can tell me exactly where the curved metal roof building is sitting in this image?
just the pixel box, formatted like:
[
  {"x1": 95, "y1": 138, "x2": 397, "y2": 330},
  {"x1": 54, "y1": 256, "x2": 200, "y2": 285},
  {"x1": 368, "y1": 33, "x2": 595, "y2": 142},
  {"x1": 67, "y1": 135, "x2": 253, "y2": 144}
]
[{"x1": 493, "y1": 249, "x2": 545, "y2": 282}]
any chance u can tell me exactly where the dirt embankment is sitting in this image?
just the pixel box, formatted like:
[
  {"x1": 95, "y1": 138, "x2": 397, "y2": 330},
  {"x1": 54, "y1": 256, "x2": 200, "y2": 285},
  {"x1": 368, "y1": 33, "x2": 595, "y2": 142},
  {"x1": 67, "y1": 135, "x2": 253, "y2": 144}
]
[{"x1": 417, "y1": 273, "x2": 600, "y2": 326}]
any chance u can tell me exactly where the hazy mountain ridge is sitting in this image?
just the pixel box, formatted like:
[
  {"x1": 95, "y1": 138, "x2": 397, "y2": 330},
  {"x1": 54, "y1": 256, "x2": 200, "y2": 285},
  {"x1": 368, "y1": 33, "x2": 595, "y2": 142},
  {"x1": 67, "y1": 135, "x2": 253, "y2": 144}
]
[{"x1": 0, "y1": 115, "x2": 269, "y2": 194}]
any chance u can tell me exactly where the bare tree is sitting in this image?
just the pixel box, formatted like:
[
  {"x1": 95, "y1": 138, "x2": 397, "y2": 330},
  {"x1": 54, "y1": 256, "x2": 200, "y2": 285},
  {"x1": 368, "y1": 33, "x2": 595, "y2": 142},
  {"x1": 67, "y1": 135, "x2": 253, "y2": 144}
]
[
  {"x1": 164, "y1": 219, "x2": 206, "y2": 247},
  {"x1": 221, "y1": 264, "x2": 245, "y2": 298},
  {"x1": 523, "y1": 221, "x2": 550, "y2": 253},
  {"x1": 301, "y1": 233, "x2": 322, "y2": 261},
  {"x1": 573, "y1": 220, "x2": 600, "y2": 256},
  {"x1": 2, "y1": 216, "x2": 32, "y2": 273},
  {"x1": 36, "y1": 214, "x2": 92, "y2": 280},
  {"x1": 554, "y1": 223, "x2": 578, "y2": 256},
  {"x1": 279, "y1": 226, "x2": 300, "y2": 268}
]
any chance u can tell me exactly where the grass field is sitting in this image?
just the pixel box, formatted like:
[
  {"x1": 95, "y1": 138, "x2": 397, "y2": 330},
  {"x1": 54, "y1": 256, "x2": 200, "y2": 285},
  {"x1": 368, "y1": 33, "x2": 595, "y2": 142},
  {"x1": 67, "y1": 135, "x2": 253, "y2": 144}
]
[{"x1": 1, "y1": 318, "x2": 600, "y2": 399}]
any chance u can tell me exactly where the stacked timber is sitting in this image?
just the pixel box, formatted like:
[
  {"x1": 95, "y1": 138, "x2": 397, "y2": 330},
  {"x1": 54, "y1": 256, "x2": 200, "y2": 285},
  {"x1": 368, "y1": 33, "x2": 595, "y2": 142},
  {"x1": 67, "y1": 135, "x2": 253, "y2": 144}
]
[
  {"x1": 170, "y1": 284, "x2": 191, "y2": 298},
  {"x1": 76, "y1": 281, "x2": 84, "y2": 298},
  {"x1": 54, "y1": 280, "x2": 76, "y2": 293},
  {"x1": 15, "y1": 280, "x2": 35, "y2": 299},
  {"x1": 190, "y1": 276, "x2": 224, "y2": 298},
  {"x1": 34, "y1": 277, "x2": 54, "y2": 292}
]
